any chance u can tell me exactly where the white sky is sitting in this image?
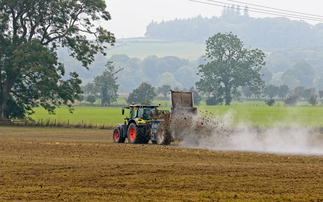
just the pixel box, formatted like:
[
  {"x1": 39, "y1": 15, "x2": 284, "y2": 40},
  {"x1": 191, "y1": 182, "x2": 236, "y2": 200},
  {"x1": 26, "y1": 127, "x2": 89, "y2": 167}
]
[{"x1": 104, "y1": 0, "x2": 323, "y2": 39}]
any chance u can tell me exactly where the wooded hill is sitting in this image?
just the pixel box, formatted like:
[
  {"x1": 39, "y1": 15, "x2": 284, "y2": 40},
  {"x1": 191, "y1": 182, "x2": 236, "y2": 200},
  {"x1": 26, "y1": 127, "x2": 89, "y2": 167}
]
[{"x1": 145, "y1": 7, "x2": 323, "y2": 51}]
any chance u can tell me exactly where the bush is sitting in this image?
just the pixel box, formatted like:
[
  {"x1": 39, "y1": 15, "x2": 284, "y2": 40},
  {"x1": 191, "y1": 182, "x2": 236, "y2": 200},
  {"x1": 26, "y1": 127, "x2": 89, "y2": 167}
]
[{"x1": 265, "y1": 99, "x2": 275, "y2": 106}]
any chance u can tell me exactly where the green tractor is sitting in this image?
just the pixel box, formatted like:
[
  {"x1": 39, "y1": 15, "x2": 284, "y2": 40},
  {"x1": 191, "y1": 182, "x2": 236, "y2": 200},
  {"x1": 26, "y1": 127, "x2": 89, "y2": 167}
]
[
  {"x1": 112, "y1": 103, "x2": 168, "y2": 144},
  {"x1": 113, "y1": 91, "x2": 197, "y2": 145}
]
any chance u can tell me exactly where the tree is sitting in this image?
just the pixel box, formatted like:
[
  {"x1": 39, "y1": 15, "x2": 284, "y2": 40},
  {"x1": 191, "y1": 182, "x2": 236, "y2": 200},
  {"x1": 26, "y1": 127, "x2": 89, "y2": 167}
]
[
  {"x1": 157, "y1": 85, "x2": 171, "y2": 98},
  {"x1": 86, "y1": 95, "x2": 97, "y2": 105},
  {"x1": 308, "y1": 94, "x2": 318, "y2": 106},
  {"x1": 196, "y1": 33, "x2": 266, "y2": 105},
  {"x1": 282, "y1": 61, "x2": 315, "y2": 88},
  {"x1": 83, "y1": 83, "x2": 96, "y2": 96},
  {"x1": 260, "y1": 67, "x2": 273, "y2": 85},
  {"x1": 94, "y1": 62, "x2": 121, "y2": 106},
  {"x1": 319, "y1": 90, "x2": 323, "y2": 99},
  {"x1": 0, "y1": 0, "x2": 115, "y2": 119},
  {"x1": 284, "y1": 94, "x2": 299, "y2": 106},
  {"x1": 78, "y1": 95, "x2": 85, "y2": 102},
  {"x1": 127, "y1": 82, "x2": 156, "y2": 104},
  {"x1": 242, "y1": 86, "x2": 253, "y2": 99},
  {"x1": 263, "y1": 84, "x2": 278, "y2": 99},
  {"x1": 277, "y1": 84, "x2": 289, "y2": 99},
  {"x1": 303, "y1": 88, "x2": 315, "y2": 100}
]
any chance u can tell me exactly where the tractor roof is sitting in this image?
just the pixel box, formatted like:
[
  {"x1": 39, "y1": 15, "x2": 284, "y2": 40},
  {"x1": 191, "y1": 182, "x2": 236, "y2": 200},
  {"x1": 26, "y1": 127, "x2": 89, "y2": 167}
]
[{"x1": 124, "y1": 105, "x2": 159, "y2": 109}]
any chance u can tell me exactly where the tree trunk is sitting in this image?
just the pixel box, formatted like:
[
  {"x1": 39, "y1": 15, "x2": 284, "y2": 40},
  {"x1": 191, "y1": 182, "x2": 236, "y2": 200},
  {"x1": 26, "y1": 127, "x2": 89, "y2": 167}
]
[
  {"x1": 224, "y1": 85, "x2": 231, "y2": 106},
  {"x1": 0, "y1": 84, "x2": 10, "y2": 119}
]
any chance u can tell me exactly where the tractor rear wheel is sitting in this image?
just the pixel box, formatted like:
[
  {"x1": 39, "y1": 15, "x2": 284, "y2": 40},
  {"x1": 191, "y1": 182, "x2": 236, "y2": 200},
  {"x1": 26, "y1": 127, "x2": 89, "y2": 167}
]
[
  {"x1": 156, "y1": 122, "x2": 171, "y2": 145},
  {"x1": 113, "y1": 127, "x2": 125, "y2": 143},
  {"x1": 127, "y1": 123, "x2": 146, "y2": 144}
]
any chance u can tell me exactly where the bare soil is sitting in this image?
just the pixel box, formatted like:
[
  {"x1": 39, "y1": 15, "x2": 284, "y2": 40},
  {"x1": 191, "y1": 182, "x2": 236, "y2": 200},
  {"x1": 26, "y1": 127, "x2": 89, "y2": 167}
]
[{"x1": 1, "y1": 126, "x2": 323, "y2": 201}]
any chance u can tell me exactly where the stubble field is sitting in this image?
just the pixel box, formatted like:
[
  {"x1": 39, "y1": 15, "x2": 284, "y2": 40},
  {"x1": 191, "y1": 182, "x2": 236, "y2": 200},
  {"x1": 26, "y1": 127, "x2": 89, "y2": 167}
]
[{"x1": 1, "y1": 127, "x2": 323, "y2": 201}]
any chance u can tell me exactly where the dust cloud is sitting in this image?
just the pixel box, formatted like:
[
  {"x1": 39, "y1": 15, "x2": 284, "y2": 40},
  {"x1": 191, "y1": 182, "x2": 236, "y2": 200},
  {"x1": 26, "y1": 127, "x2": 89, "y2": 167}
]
[{"x1": 169, "y1": 111, "x2": 323, "y2": 155}]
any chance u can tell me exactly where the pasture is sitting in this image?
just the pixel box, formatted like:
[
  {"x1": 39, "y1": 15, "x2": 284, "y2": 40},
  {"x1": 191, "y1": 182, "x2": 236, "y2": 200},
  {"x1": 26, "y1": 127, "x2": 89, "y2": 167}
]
[
  {"x1": 1, "y1": 127, "x2": 323, "y2": 201},
  {"x1": 28, "y1": 104, "x2": 323, "y2": 128}
]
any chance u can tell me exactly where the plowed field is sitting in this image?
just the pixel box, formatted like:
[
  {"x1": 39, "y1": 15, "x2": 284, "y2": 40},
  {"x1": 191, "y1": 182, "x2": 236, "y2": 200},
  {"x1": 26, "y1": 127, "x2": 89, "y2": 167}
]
[{"x1": 1, "y1": 127, "x2": 323, "y2": 201}]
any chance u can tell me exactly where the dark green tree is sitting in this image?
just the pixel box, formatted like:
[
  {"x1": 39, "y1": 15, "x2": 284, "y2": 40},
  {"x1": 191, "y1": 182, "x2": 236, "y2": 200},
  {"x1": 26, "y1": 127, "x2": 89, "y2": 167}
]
[
  {"x1": 263, "y1": 84, "x2": 279, "y2": 99},
  {"x1": 127, "y1": 82, "x2": 156, "y2": 104},
  {"x1": 196, "y1": 33, "x2": 266, "y2": 105},
  {"x1": 157, "y1": 85, "x2": 172, "y2": 98},
  {"x1": 277, "y1": 84, "x2": 289, "y2": 99},
  {"x1": 83, "y1": 83, "x2": 96, "y2": 96},
  {"x1": 284, "y1": 94, "x2": 299, "y2": 106},
  {"x1": 86, "y1": 95, "x2": 97, "y2": 105},
  {"x1": 308, "y1": 94, "x2": 318, "y2": 106},
  {"x1": 94, "y1": 62, "x2": 121, "y2": 106},
  {"x1": 293, "y1": 86, "x2": 306, "y2": 99},
  {"x1": 0, "y1": 0, "x2": 115, "y2": 118}
]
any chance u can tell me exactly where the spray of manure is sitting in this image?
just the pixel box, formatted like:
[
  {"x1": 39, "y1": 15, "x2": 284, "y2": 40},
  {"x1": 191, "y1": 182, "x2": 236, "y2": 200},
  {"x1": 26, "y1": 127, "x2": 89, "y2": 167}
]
[{"x1": 168, "y1": 111, "x2": 323, "y2": 155}]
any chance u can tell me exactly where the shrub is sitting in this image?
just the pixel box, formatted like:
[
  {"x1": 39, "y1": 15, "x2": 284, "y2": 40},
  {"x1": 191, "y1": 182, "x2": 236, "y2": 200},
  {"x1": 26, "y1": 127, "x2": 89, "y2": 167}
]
[{"x1": 265, "y1": 99, "x2": 275, "y2": 106}]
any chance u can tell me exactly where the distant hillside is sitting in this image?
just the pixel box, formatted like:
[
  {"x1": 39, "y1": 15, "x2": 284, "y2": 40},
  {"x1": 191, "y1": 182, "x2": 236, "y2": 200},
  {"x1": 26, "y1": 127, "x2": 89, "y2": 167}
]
[
  {"x1": 145, "y1": 7, "x2": 323, "y2": 51},
  {"x1": 106, "y1": 38, "x2": 205, "y2": 61}
]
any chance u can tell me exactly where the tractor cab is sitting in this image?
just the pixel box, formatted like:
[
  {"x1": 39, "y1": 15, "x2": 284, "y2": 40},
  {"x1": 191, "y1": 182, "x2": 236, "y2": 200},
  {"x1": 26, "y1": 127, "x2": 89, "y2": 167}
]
[{"x1": 122, "y1": 104, "x2": 159, "y2": 124}]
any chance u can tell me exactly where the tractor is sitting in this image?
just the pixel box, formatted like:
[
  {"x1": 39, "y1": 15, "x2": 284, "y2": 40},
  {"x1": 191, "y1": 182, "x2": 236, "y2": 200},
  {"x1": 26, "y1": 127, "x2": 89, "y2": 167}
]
[{"x1": 112, "y1": 91, "x2": 197, "y2": 145}]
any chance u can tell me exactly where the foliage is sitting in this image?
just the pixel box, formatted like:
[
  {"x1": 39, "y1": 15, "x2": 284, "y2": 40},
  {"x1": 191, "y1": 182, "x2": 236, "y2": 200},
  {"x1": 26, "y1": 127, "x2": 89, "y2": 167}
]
[
  {"x1": 157, "y1": 85, "x2": 172, "y2": 98},
  {"x1": 0, "y1": 0, "x2": 115, "y2": 118},
  {"x1": 293, "y1": 86, "x2": 315, "y2": 100},
  {"x1": 308, "y1": 94, "x2": 318, "y2": 106},
  {"x1": 265, "y1": 99, "x2": 275, "y2": 106},
  {"x1": 242, "y1": 86, "x2": 253, "y2": 99},
  {"x1": 196, "y1": 33, "x2": 265, "y2": 105},
  {"x1": 78, "y1": 95, "x2": 85, "y2": 102},
  {"x1": 206, "y1": 96, "x2": 223, "y2": 106},
  {"x1": 282, "y1": 61, "x2": 315, "y2": 88},
  {"x1": 127, "y1": 82, "x2": 156, "y2": 104},
  {"x1": 277, "y1": 84, "x2": 289, "y2": 99},
  {"x1": 263, "y1": 84, "x2": 279, "y2": 99},
  {"x1": 94, "y1": 62, "x2": 121, "y2": 106},
  {"x1": 260, "y1": 67, "x2": 273, "y2": 85},
  {"x1": 82, "y1": 83, "x2": 96, "y2": 95},
  {"x1": 319, "y1": 90, "x2": 323, "y2": 99},
  {"x1": 86, "y1": 95, "x2": 97, "y2": 105},
  {"x1": 284, "y1": 94, "x2": 299, "y2": 106}
]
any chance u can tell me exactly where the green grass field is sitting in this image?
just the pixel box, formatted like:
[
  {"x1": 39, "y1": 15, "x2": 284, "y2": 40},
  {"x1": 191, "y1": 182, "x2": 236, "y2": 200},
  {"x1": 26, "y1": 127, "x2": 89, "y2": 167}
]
[{"x1": 29, "y1": 103, "x2": 323, "y2": 128}]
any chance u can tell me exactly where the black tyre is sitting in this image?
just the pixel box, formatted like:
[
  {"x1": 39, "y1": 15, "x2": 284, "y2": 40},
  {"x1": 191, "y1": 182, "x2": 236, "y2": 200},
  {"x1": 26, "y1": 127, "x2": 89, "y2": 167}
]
[
  {"x1": 127, "y1": 123, "x2": 146, "y2": 144},
  {"x1": 156, "y1": 122, "x2": 171, "y2": 145},
  {"x1": 113, "y1": 127, "x2": 125, "y2": 143}
]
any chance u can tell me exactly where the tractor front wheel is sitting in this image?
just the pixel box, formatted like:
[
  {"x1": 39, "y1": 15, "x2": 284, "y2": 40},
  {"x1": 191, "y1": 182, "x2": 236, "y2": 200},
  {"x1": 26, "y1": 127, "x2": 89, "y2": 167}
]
[
  {"x1": 113, "y1": 127, "x2": 125, "y2": 143},
  {"x1": 127, "y1": 123, "x2": 145, "y2": 144}
]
